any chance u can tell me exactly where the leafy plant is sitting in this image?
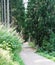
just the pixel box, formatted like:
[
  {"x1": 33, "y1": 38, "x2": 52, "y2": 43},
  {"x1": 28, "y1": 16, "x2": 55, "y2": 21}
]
[
  {"x1": 0, "y1": 24, "x2": 24, "y2": 65},
  {"x1": 0, "y1": 24, "x2": 23, "y2": 52},
  {"x1": 0, "y1": 48, "x2": 19, "y2": 65}
]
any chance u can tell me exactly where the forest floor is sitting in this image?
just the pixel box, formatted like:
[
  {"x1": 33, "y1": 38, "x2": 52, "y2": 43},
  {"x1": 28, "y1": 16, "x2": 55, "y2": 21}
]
[{"x1": 20, "y1": 42, "x2": 55, "y2": 65}]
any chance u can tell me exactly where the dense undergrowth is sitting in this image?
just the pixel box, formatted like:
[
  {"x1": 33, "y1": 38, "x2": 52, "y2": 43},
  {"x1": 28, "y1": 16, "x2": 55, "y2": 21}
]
[
  {"x1": 0, "y1": 24, "x2": 24, "y2": 65},
  {"x1": 29, "y1": 36, "x2": 55, "y2": 61},
  {"x1": 37, "y1": 51, "x2": 55, "y2": 61},
  {"x1": 37, "y1": 32, "x2": 55, "y2": 61}
]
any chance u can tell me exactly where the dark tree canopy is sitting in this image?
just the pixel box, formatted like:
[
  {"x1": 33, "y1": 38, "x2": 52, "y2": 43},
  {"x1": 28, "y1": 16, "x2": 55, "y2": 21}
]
[
  {"x1": 10, "y1": 0, "x2": 25, "y2": 32},
  {"x1": 24, "y1": 0, "x2": 55, "y2": 49}
]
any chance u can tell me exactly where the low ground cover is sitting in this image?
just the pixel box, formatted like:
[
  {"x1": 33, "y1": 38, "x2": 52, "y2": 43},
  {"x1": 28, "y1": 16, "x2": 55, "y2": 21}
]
[{"x1": 0, "y1": 24, "x2": 24, "y2": 65}]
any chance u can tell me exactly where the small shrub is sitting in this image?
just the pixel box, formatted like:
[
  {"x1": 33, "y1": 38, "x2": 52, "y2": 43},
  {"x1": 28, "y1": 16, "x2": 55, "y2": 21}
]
[
  {"x1": 29, "y1": 42, "x2": 36, "y2": 48},
  {"x1": 41, "y1": 39, "x2": 54, "y2": 52},
  {"x1": 0, "y1": 24, "x2": 24, "y2": 65},
  {"x1": 0, "y1": 24, "x2": 23, "y2": 52},
  {"x1": 0, "y1": 48, "x2": 19, "y2": 65}
]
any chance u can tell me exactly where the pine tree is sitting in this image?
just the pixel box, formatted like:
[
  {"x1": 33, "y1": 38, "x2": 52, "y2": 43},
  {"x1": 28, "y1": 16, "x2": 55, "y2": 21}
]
[
  {"x1": 25, "y1": 0, "x2": 55, "y2": 47},
  {"x1": 11, "y1": 0, "x2": 25, "y2": 32}
]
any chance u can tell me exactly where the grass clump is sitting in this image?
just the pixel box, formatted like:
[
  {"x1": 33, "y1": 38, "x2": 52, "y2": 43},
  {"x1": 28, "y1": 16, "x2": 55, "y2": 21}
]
[
  {"x1": 29, "y1": 41, "x2": 36, "y2": 48},
  {"x1": 0, "y1": 24, "x2": 24, "y2": 65},
  {"x1": 37, "y1": 51, "x2": 55, "y2": 61},
  {"x1": 0, "y1": 48, "x2": 19, "y2": 65}
]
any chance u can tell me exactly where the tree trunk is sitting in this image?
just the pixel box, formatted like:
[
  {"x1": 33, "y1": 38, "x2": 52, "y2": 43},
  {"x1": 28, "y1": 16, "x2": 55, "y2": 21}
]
[
  {"x1": 7, "y1": 0, "x2": 10, "y2": 28},
  {"x1": 1, "y1": 0, "x2": 4, "y2": 23},
  {"x1": 4, "y1": 0, "x2": 6, "y2": 27}
]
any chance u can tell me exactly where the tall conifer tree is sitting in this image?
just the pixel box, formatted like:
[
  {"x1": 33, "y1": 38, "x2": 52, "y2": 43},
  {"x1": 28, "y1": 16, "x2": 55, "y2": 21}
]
[
  {"x1": 26, "y1": 0, "x2": 55, "y2": 47},
  {"x1": 11, "y1": 0, "x2": 25, "y2": 32}
]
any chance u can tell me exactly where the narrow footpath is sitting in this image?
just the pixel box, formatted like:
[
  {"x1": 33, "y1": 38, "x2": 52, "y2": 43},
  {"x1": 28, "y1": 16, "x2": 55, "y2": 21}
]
[{"x1": 20, "y1": 42, "x2": 55, "y2": 65}]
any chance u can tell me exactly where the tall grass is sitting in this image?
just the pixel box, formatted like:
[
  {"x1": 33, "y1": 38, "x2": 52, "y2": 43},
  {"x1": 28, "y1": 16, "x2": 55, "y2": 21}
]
[{"x1": 0, "y1": 23, "x2": 24, "y2": 65}]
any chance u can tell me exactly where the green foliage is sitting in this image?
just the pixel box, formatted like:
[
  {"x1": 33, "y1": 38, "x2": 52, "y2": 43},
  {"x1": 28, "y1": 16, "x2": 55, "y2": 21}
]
[
  {"x1": 0, "y1": 56, "x2": 13, "y2": 65},
  {"x1": 29, "y1": 42, "x2": 36, "y2": 48},
  {"x1": 0, "y1": 24, "x2": 24, "y2": 65},
  {"x1": 0, "y1": 25, "x2": 23, "y2": 52},
  {"x1": 13, "y1": 52, "x2": 24, "y2": 65},
  {"x1": 0, "y1": 48, "x2": 19, "y2": 65},
  {"x1": 42, "y1": 39, "x2": 54, "y2": 52},
  {"x1": 23, "y1": 0, "x2": 55, "y2": 54},
  {"x1": 38, "y1": 51, "x2": 55, "y2": 61},
  {"x1": 11, "y1": 0, "x2": 25, "y2": 32},
  {"x1": 40, "y1": 32, "x2": 55, "y2": 52},
  {"x1": 50, "y1": 32, "x2": 55, "y2": 51}
]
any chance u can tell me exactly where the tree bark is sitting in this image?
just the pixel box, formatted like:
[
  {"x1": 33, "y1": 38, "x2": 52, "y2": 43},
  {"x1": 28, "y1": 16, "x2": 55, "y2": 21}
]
[
  {"x1": 7, "y1": 0, "x2": 10, "y2": 28},
  {"x1": 1, "y1": 0, "x2": 4, "y2": 23},
  {"x1": 4, "y1": 0, "x2": 6, "y2": 27}
]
